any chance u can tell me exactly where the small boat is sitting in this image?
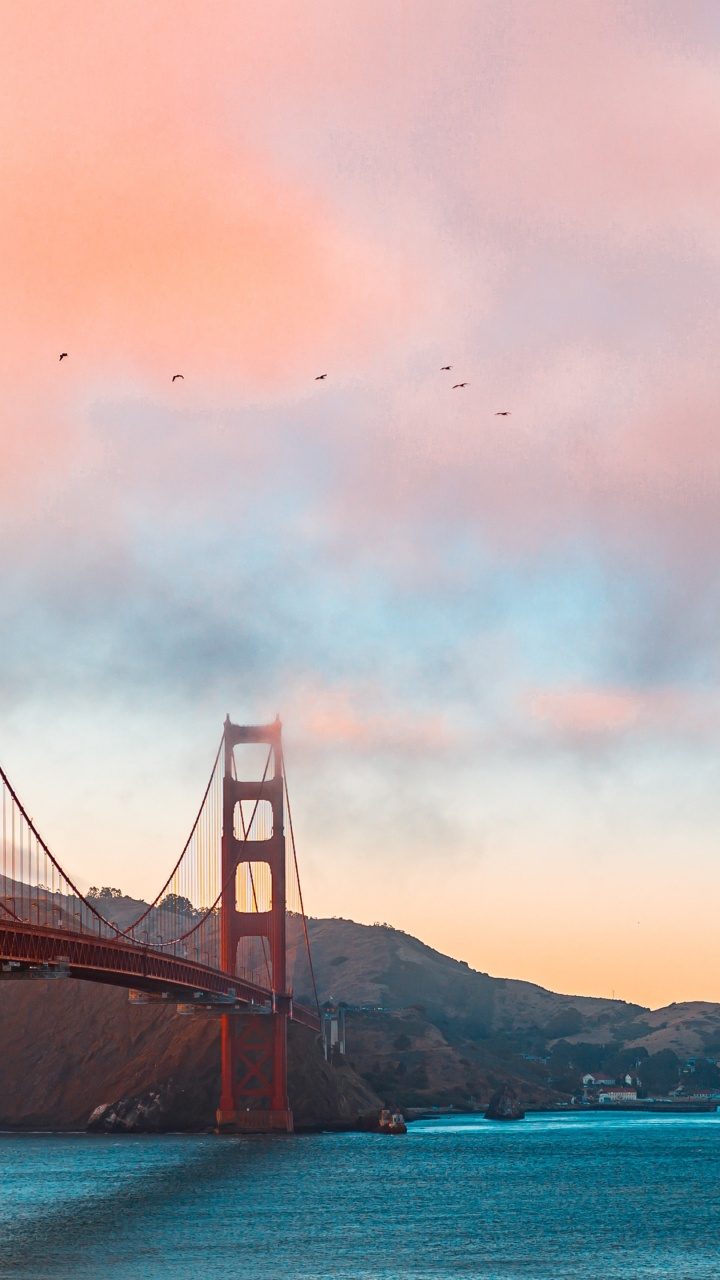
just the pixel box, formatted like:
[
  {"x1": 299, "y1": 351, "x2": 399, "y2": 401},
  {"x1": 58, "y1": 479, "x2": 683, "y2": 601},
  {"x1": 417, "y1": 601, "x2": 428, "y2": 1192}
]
[{"x1": 378, "y1": 1108, "x2": 407, "y2": 1135}]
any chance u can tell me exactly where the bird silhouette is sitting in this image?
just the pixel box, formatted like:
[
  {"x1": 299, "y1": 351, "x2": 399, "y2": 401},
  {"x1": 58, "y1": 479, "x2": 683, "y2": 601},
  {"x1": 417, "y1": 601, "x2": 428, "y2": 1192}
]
[
  {"x1": 452, "y1": 382, "x2": 469, "y2": 388},
  {"x1": 441, "y1": 365, "x2": 452, "y2": 371},
  {"x1": 495, "y1": 411, "x2": 510, "y2": 415},
  {"x1": 172, "y1": 374, "x2": 184, "y2": 382},
  {"x1": 59, "y1": 353, "x2": 68, "y2": 361},
  {"x1": 315, "y1": 374, "x2": 327, "y2": 380}
]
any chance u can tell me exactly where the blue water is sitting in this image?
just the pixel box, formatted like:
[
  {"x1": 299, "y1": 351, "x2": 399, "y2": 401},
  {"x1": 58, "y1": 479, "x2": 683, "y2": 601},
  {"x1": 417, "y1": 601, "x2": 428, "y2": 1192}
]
[{"x1": 0, "y1": 1112, "x2": 718, "y2": 1279}]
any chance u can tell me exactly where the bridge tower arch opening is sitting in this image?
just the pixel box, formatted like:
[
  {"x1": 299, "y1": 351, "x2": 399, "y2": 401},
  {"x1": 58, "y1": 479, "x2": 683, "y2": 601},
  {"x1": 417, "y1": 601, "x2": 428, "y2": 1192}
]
[{"x1": 217, "y1": 716, "x2": 293, "y2": 1133}]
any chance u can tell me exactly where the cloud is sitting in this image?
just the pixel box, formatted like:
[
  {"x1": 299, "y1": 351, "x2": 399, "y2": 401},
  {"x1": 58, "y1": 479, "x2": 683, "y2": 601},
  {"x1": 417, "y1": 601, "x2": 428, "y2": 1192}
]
[
  {"x1": 4, "y1": 0, "x2": 720, "y2": 1003},
  {"x1": 284, "y1": 680, "x2": 456, "y2": 755},
  {"x1": 524, "y1": 684, "x2": 717, "y2": 743},
  {"x1": 528, "y1": 687, "x2": 652, "y2": 736}
]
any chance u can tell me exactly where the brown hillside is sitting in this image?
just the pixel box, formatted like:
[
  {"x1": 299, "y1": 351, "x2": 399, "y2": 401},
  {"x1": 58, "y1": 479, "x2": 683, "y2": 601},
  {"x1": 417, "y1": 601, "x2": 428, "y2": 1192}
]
[
  {"x1": 0, "y1": 979, "x2": 378, "y2": 1132},
  {"x1": 291, "y1": 917, "x2": 646, "y2": 1033},
  {"x1": 621, "y1": 1002, "x2": 720, "y2": 1057}
]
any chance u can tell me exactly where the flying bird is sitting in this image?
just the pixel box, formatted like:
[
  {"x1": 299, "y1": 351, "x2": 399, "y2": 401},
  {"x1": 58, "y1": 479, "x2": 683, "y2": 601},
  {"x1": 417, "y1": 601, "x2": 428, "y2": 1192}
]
[
  {"x1": 452, "y1": 382, "x2": 469, "y2": 388},
  {"x1": 441, "y1": 365, "x2": 452, "y2": 371},
  {"x1": 495, "y1": 411, "x2": 510, "y2": 415},
  {"x1": 172, "y1": 374, "x2": 184, "y2": 382},
  {"x1": 315, "y1": 373, "x2": 327, "y2": 380},
  {"x1": 59, "y1": 353, "x2": 68, "y2": 361}
]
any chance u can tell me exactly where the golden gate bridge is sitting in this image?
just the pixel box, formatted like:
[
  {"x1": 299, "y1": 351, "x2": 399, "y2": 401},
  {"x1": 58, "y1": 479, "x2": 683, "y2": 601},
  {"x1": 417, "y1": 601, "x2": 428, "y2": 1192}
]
[{"x1": 0, "y1": 716, "x2": 320, "y2": 1133}]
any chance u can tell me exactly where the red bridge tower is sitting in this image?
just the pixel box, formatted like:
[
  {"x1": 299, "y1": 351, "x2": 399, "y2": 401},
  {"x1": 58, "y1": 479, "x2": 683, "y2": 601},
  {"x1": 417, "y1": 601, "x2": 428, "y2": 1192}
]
[{"x1": 216, "y1": 717, "x2": 293, "y2": 1133}]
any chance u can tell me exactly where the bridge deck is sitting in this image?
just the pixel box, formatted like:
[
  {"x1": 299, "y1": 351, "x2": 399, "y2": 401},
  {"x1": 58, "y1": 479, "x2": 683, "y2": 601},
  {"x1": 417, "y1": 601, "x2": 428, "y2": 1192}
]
[{"x1": 0, "y1": 922, "x2": 320, "y2": 1031}]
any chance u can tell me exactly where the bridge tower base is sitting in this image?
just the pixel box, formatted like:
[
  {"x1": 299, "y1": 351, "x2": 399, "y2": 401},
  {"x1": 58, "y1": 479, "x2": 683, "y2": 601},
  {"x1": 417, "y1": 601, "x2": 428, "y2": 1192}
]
[{"x1": 216, "y1": 1012, "x2": 293, "y2": 1133}]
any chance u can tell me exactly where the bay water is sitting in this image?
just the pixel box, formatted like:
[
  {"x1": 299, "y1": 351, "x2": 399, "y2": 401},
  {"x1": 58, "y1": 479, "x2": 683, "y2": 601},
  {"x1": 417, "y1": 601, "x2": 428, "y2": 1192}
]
[{"x1": 0, "y1": 1112, "x2": 718, "y2": 1279}]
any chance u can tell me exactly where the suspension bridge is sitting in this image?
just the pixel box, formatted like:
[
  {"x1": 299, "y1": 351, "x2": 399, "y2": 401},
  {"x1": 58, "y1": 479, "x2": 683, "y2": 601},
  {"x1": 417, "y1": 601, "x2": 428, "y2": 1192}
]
[{"x1": 0, "y1": 717, "x2": 321, "y2": 1133}]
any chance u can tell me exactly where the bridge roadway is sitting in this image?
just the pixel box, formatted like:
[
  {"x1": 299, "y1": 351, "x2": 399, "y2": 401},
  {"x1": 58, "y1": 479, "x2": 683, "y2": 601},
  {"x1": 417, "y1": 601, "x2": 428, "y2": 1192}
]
[{"x1": 0, "y1": 921, "x2": 320, "y2": 1031}]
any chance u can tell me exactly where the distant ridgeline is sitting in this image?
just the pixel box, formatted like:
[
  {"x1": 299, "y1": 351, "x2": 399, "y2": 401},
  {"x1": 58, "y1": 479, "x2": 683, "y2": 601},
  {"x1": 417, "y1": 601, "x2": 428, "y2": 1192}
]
[
  {"x1": 298, "y1": 917, "x2": 720, "y2": 1111},
  {"x1": 3, "y1": 886, "x2": 720, "y2": 1114}
]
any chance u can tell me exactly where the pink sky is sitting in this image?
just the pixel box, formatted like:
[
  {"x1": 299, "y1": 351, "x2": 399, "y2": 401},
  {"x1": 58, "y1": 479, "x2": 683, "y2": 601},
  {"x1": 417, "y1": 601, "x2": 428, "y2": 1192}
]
[{"x1": 2, "y1": 2, "x2": 720, "y2": 1008}]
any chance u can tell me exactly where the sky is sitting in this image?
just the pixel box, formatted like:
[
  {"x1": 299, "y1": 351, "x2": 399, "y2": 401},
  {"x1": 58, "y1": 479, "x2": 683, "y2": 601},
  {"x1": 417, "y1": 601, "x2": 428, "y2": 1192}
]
[{"x1": 2, "y1": 0, "x2": 720, "y2": 1010}]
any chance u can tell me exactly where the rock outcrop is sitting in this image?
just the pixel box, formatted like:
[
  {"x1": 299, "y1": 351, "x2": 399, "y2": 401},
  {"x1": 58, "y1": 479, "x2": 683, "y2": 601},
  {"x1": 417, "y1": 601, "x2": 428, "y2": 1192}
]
[
  {"x1": 87, "y1": 1083, "x2": 187, "y2": 1134},
  {"x1": 484, "y1": 1083, "x2": 525, "y2": 1120}
]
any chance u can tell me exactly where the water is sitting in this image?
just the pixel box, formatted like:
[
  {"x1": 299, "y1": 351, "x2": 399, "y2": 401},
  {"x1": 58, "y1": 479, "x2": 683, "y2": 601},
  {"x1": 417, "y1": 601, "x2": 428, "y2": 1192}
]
[{"x1": 0, "y1": 1112, "x2": 719, "y2": 1279}]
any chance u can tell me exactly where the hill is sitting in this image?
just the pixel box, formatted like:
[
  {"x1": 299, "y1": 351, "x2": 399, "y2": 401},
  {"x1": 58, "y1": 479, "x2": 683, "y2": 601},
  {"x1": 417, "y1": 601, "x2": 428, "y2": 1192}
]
[
  {"x1": 0, "y1": 978, "x2": 378, "y2": 1132},
  {"x1": 294, "y1": 916, "x2": 644, "y2": 1031},
  {"x1": 1, "y1": 905, "x2": 719, "y2": 1124},
  {"x1": 289, "y1": 918, "x2": 720, "y2": 1109}
]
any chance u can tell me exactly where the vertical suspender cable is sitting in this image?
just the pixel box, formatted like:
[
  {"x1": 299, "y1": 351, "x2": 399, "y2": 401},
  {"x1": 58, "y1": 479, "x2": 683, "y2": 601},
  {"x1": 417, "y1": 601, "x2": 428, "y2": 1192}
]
[{"x1": 280, "y1": 748, "x2": 320, "y2": 1019}]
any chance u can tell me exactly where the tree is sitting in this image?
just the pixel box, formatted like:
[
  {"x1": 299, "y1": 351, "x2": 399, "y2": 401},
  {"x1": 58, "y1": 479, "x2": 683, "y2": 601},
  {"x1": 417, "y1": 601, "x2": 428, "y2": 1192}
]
[
  {"x1": 549, "y1": 1040, "x2": 576, "y2": 1071},
  {"x1": 569, "y1": 1042, "x2": 606, "y2": 1074},
  {"x1": 159, "y1": 893, "x2": 197, "y2": 916},
  {"x1": 640, "y1": 1050, "x2": 680, "y2": 1096},
  {"x1": 603, "y1": 1046, "x2": 649, "y2": 1078},
  {"x1": 690, "y1": 1058, "x2": 720, "y2": 1089},
  {"x1": 545, "y1": 1006, "x2": 584, "y2": 1039},
  {"x1": 548, "y1": 1040, "x2": 582, "y2": 1093}
]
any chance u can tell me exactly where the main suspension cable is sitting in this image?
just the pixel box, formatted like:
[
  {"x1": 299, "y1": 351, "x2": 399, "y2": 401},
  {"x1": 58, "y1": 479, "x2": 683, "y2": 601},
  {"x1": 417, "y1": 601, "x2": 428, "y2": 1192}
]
[
  {"x1": 126, "y1": 735, "x2": 223, "y2": 932},
  {"x1": 0, "y1": 761, "x2": 124, "y2": 939}
]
